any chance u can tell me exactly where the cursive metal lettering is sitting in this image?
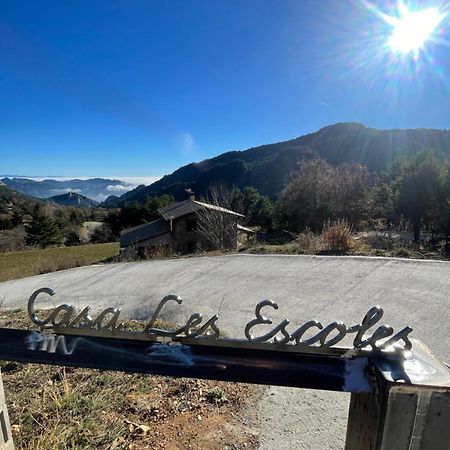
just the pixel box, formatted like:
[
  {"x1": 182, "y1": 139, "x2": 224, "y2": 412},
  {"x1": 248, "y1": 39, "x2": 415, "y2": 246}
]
[
  {"x1": 245, "y1": 302, "x2": 413, "y2": 351},
  {"x1": 27, "y1": 288, "x2": 413, "y2": 354}
]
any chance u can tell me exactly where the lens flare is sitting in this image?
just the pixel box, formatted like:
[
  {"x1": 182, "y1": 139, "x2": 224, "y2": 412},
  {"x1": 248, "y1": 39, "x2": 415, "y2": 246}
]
[{"x1": 386, "y1": 4, "x2": 445, "y2": 57}]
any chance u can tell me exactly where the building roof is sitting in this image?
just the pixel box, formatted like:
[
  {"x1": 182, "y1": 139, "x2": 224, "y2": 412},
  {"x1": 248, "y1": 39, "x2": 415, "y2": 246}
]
[
  {"x1": 120, "y1": 218, "x2": 170, "y2": 247},
  {"x1": 120, "y1": 199, "x2": 244, "y2": 247},
  {"x1": 158, "y1": 199, "x2": 244, "y2": 220},
  {"x1": 194, "y1": 200, "x2": 244, "y2": 217},
  {"x1": 237, "y1": 224, "x2": 255, "y2": 233}
]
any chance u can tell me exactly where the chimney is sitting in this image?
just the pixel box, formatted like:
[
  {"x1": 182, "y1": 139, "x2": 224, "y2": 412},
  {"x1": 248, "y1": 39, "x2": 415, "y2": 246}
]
[{"x1": 185, "y1": 188, "x2": 195, "y2": 201}]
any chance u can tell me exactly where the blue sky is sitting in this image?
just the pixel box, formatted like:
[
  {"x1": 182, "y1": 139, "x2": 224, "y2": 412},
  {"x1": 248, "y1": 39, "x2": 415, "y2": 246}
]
[{"x1": 1, "y1": 0, "x2": 449, "y2": 178}]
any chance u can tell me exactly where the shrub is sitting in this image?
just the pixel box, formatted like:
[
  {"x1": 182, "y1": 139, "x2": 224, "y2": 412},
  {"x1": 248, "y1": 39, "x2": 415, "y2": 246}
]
[
  {"x1": 205, "y1": 387, "x2": 228, "y2": 405},
  {"x1": 0, "y1": 227, "x2": 26, "y2": 252},
  {"x1": 361, "y1": 233, "x2": 395, "y2": 251},
  {"x1": 142, "y1": 244, "x2": 173, "y2": 260},
  {"x1": 91, "y1": 224, "x2": 114, "y2": 244},
  {"x1": 295, "y1": 229, "x2": 321, "y2": 253},
  {"x1": 65, "y1": 230, "x2": 81, "y2": 246},
  {"x1": 321, "y1": 220, "x2": 353, "y2": 253}
]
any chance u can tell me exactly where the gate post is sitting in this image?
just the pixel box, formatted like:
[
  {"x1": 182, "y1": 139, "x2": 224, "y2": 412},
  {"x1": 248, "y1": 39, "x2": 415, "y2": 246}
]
[
  {"x1": 0, "y1": 370, "x2": 14, "y2": 450},
  {"x1": 346, "y1": 363, "x2": 450, "y2": 450}
]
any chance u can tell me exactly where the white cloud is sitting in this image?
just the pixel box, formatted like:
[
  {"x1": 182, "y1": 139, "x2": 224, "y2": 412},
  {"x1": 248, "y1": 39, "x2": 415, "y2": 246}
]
[
  {"x1": 51, "y1": 188, "x2": 82, "y2": 194},
  {"x1": 106, "y1": 184, "x2": 132, "y2": 192},
  {"x1": 18, "y1": 175, "x2": 161, "y2": 186},
  {"x1": 174, "y1": 132, "x2": 196, "y2": 155},
  {"x1": 28, "y1": 177, "x2": 94, "y2": 182},
  {"x1": 6, "y1": 176, "x2": 163, "y2": 203},
  {"x1": 94, "y1": 193, "x2": 108, "y2": 202},
  {"x1": 17, "y1": 176, "x2": 161, "y2": 185},
  {"x1": 113, "y1": 176, "x2": 161, "y2": 186},
  {"x1": 182, "y1": 132, "x2": 195, "y2": 154}
]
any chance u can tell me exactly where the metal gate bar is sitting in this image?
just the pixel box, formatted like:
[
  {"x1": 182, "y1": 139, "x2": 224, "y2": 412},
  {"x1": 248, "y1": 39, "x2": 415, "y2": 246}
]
[
  {"x1": 0, "y1": 327, "x2": 372, "y2": 392},
  {"x1": 0, "y1": 327, "x2": 449, "y2": 449}
]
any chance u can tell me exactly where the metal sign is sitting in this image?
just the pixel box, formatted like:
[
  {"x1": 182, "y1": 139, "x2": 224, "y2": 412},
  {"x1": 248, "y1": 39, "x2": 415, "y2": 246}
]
[
  {"x1": 0, "y1": 287, "x2": 447, "y2": 450},
  {"x1": 27, "y1": 287, "x2": 413, "y2": 355}
]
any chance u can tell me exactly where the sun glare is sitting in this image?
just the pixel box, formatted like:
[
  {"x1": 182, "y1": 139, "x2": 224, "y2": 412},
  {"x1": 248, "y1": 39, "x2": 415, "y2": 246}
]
[{"x1": 387, "y1": 5, "x2": 445, "y2": 57}]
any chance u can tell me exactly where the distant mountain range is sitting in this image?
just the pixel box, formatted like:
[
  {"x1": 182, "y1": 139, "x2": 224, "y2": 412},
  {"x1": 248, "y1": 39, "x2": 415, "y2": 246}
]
[
  {"x1": 5, "y1": 122, "x2": 450, "y2": 209},
  {"x1": 105, "y1": 122, "x2": 450, "y2": 205},
  {"x1": 0, "y1": 177, "x2": 132, "y2": 202},
  {"x1": 47, "y1": 192, "x2": 99, "y2": 208}
]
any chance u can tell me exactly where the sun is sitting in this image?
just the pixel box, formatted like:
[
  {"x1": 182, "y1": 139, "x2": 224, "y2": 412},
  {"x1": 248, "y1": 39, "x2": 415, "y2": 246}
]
[{"x1": 386, "y1": 4, "x2": 445, "y2": 57}]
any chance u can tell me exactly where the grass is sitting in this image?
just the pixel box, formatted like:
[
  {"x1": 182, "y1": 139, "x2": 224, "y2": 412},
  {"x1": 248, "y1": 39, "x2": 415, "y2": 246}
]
[
  {"x1": 0, "y1": 243, "x2": 120, "y2": 283},
  {"x1": 0, "y1": 310, "x2": 260, "y2": 450}
]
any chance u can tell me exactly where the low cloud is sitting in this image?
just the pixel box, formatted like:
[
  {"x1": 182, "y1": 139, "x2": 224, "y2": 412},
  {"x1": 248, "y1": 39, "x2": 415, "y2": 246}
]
[
  {"x1": 106, "y1": 184, "x2": 132, "y2": 192},
  {"x1": 51, "y1": 188, "x2": 82, "y2": 194},
  {"x1": 30, "y1": 177, "x2": 94, "y2": 182},
  {"x1": 113, "y1": 176, "x2": 161, "y2": 186},
  {"x1": 6, "y1": 176, "x2": 162, "y2": 203},
  {"x1": 94, "y1": 193, "x2": 108, "y2": 202},
  {"x1": 23, "y1": 176, "x2": 161, "y2": 185}
]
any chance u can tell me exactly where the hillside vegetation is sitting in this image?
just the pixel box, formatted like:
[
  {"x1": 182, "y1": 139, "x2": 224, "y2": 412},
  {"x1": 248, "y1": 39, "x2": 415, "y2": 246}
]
[
  {"x1": 3, "y1": 123, "x2": 450, "y2": 261},
  {"x1": 113, "y1": 122, "x2": 450, "y2": 203},
  {"x1": 0, "y1": 183, "x2": 110, "y2": 252}
]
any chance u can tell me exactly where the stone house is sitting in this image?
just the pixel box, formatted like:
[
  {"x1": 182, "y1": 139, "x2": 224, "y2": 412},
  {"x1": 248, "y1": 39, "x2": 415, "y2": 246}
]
[{"x1": 119, "y1": 198, "x2": 245, "y2": 255}]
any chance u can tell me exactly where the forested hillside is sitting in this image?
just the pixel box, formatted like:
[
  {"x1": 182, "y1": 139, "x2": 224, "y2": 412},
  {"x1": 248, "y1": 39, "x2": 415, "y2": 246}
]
[
  {"x1": 0, "y1": 184, "x2": 107, "y2": 251},
  {"x1": 113, "y1": 123, "x2": 450, "y2": 204}
]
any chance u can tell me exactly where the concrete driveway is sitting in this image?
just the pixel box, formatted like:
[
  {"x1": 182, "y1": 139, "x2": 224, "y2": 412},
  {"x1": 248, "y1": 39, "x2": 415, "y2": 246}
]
[{"x1": 1, "y1": 254, "x2": 449, "y2": 449}]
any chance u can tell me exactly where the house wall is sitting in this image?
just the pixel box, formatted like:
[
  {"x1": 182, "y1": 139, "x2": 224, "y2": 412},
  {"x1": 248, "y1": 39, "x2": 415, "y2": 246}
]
[
  {"x1": 135, "y1": 232, "x2": 172, "y2": 250},
  {"x1": 172, "y1": 213, "x2": 201, "y2": 253},
  {"x1": 123, "y1": 211, "x2": 240, "y2": 255},
  {"x1": 172, "y1": 212, "x2": 239, "y2": 253}
]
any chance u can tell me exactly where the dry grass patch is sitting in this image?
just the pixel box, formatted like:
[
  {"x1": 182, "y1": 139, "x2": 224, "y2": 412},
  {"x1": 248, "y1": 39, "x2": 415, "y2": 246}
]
[
  {"x1": 321, "y1": 220, "x2": 353, "y2": 254},
  {"x1": 0, "y1": 243, "x2": 120, "y2": 282},
  {"x1": 248, "y1": 221, "x2": 357, "y2": 256},
  {"x1": 249, "y1": 228, "x2": 450, "y2": 261},
  {"x1": 0, "y1": 311, "x2": 261, "y2": 450}
]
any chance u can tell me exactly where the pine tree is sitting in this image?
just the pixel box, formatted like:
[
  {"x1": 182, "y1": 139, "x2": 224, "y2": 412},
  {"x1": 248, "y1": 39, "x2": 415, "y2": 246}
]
[{"x1": 25, "y1": 206, "x2": 61, "y2": 248}]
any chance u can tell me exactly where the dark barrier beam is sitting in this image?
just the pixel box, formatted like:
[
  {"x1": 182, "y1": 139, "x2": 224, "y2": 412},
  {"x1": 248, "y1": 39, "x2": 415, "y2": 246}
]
[{"x1": 0, "y1": 327, "x2": 373, "y2": 393}]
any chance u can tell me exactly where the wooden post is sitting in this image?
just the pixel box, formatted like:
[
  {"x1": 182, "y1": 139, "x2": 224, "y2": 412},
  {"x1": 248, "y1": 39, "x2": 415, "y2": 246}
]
[
  {"x1": 345, "y1": 386, "x2": 450, "y2": 449},
  {"x1": 0, "y1": 370, "x2": 14, "y2": 450}
]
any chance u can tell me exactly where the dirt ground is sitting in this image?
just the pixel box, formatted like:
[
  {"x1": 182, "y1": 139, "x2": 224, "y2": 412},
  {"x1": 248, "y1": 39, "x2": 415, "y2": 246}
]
[
  {"x1": 0, "y1": 309, "x2": 263, "y2": 450},
  {"x1": 118, "y1": 379, "x2": 262, "y2": 450}
]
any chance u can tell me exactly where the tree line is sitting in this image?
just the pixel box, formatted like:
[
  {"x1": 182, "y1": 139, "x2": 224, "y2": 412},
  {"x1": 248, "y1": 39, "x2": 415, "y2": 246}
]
[
  {"x1": 276, "y1": 150, "x2": 450, "y2": 242},
  {"x1": 0, "y1": 198, "x2": 108, "y2": 251},
  {"x1": 3, "y1": 148, "x2": 450, "y2": 250},
  {"x1": 186, "y1": 149, "x2": 450, "y2": 244}
]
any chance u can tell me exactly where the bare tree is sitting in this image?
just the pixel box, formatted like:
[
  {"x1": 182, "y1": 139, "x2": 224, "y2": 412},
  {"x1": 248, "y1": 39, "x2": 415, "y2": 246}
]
[{"x1": 195, "y1": 184, "x2": 240, "y2": 251}]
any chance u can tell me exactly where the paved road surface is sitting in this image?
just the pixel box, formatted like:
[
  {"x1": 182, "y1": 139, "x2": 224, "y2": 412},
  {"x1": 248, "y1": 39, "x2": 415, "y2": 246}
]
[{"x1": 1, "y1": 254, "x2": 449, "y2": 449}]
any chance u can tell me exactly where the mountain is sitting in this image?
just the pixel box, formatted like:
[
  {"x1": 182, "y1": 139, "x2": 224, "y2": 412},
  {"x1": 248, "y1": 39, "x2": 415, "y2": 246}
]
[
  {"x1": 116, "y1": 122, "x2": 450, "y2": 204},
  {"x1": 0, "y1": 177, "x2": 132, "y2": 202},
  {"x1": 46, "y1": 192, "x2": 99, "y2": 208},
  {"x1": 0, "y1": 184, "x2": 41, "y2": 229},
  {"x1": 100, "y1": 195, "x2": 121, "y2": 208},
  {"x1": 0, "y1": 182, "x2": 41, "y2": 206}
]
